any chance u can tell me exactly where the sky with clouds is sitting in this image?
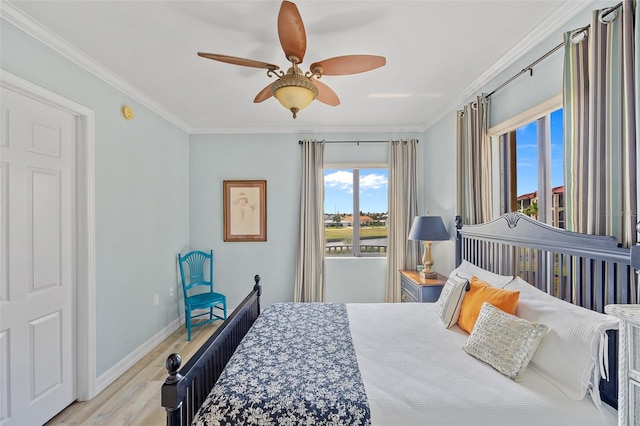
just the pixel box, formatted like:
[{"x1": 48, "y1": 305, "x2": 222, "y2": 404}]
[
  {"x1": 324, "y1": 169, "x2": 388, "y2": 214},
  {"x1": 324, "y1": 108, "x2": 563, "y2": 214}
]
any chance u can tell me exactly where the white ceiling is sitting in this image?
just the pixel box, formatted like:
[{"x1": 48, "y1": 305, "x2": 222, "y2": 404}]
[{"x1": 3, "y1": 0, "x2": 592, "y2": 134}]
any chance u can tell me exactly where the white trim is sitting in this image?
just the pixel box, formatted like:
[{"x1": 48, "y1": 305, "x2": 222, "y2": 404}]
[
  {"x1": 0, "y1": 0, "x2": 191, "y2": 134},
  {"x1": 421, "y1": 1, "x2": 592, "y2": 132},
  {"x1": 189, "y1": 125, "x2": 424, "y2": 135},
  {"x1": 0, "y1": 0, "x2": 591, "y2": 136},
  {"x1": 324, "y1": 162, "x2": 388, "y2": 169},
  {"x1": 0, "y1": 68, "x2": 98, "y2": 400},
  {"x1": 95, "y1": 318, "x2": 182, "y2": 395},
  {"x1": 75, "y1": 112, "x2": 97, "y2": 401},
  {"x1": 488, "y1": 94, "x2": 563, "y2": 136}
]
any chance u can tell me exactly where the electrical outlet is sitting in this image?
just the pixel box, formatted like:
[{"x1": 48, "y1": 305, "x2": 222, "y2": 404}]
[
  {"x1": 169, "y1": 286, "x2": 174, "y2": 297},
  {"x1": 154, "y1": 294, "x2": 159, "y2": 306}
]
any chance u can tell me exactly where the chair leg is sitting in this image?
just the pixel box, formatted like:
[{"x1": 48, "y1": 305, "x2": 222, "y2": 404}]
[{"x1": 186, "y1": 307, "x2": 192, "y2": 341}]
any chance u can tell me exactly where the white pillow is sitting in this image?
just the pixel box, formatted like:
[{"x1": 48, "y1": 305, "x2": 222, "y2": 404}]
[
  {"x1": 452, "y1": 260, "x2": 513, "y2": 288},
  {"x1": 504, "y1": 277, "x2": 619, "y2": 403},
  {"x1": 463, "y1": 302, "x2": 548, "y2": 381},
  {"x1": 434, "y1": 274, "x2": 469, "y2": 328}
]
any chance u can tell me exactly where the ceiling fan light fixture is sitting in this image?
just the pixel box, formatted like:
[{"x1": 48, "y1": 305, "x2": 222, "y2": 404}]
[
  {"x1": 198, "y1": 1, "x2": 385, "y2": 118},
  {"x1": 271, "y1": 73, "x2": 318, "y2": 118}
]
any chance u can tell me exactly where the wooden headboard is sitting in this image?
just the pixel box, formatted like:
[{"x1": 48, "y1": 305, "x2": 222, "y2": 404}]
[
  {"x1": 454, "y1": 212, "x2": 638, "y2": 408},
  {"x1": 455, "y1": 212, "x2": 637, "y2": 310}
]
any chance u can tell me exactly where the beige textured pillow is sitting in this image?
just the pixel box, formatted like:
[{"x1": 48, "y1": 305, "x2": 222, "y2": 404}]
[
  {"x1": 433, "y1": 274, "x2": 469, "y2": 328},
  {"x1": 462, "y1": 302, "x2": 549, "y2": 381}
]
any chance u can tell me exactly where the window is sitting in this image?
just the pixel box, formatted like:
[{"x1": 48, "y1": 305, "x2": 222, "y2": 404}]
[
  {"x1": 324, "y1": 167, "x2": 388, "y2": 257},
  {"x1": 498, "y1": 105, "x2": 564, "y2": 228}
]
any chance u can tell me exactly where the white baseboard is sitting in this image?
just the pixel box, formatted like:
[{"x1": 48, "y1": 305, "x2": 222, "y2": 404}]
[{"x1": 95, "y1": 316, "x2": 184, "y2": 395}]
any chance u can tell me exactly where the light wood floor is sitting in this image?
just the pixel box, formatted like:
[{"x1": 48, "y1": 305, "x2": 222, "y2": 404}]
[{"x1": 46, "y1": 321, "x2": 222, "y2": 425}]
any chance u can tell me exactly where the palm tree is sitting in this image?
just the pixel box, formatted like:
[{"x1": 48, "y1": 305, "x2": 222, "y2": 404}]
[{"x1": 523, "y1": 201, "x2": 538, "y2": 218}]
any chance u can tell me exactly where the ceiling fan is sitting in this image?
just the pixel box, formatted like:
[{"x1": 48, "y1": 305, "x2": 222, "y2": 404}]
[{"x1": 198, "y1": 1, "x2": 386, "y2": 119}]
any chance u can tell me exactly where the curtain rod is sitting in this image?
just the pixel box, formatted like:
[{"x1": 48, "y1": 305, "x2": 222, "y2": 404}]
[
  {"x1": 486, "y1": 1, "x2": 622, "y2": 99},
  {"x1": 298, "y1": 140, "x2": 418, "y2": 144},
  {"x1": 486, "y1": 42, "x2": 563, "y2": 98}
]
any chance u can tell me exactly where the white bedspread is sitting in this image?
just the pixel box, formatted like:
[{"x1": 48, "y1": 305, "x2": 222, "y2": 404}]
[{"x1": 347, "y1": 303, "x2": 617, "y2": 426}]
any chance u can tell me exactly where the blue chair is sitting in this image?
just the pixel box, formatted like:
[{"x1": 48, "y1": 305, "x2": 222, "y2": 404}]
[{"x1": 177, "y1": 249, "x2": 226, "y2": 341}]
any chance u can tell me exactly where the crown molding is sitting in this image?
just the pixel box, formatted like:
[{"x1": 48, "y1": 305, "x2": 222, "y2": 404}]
[
  {"x1": 1, "y1": 0, "x2": 594, "y2": 136},
  {"x1": 189, "y1": 124, "x2": 424, "y2": 135},
  {"x1": 419, "y1": 0, "x2": 594, "y2": 133},
  {"x1": 1, "y1": 0, "x2": 192, "y2": 133}
]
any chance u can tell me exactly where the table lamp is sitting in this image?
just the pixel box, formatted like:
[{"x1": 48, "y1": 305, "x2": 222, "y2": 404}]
[{"x1": 408, "y1": 216, "x2": 449, "y2": 279}]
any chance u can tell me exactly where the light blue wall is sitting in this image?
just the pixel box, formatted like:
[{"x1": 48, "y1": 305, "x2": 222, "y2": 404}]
[
  {"x1": 188, "y1": 134, "x2": 299, "y2": 309},
  {"x1": 1, "y1": 21, "x2": 190, "y2": 376},
  {"x1": 423, "y1": 111, "x2": 458, "y2": 275},
  {"x1": 422, "y1": 3, "x2": 610, "y2": 277},
  {"x1": 325, "y1": 258, "x2": 387, "y2": 303},
  {"x1": 188, "y1": 132, "x2": 420, "y2": 307}
]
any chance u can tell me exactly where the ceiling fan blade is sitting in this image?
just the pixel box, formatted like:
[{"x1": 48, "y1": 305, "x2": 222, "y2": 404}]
[
  {"x1": 312, "y1": 79, "x2": 340, "y2": 106},
  {"x1": 253, "y1": 84, "x2": 273, "y2": 103},
  {"x1": 197, "y1": 52, "x2": 279, "y2": 70},
  {"x1": 310, "y1": 55, "x2": 386, "y2": 76},
  {"x1": 278, "y1": 1, "x2": 307, "y2": 63}
]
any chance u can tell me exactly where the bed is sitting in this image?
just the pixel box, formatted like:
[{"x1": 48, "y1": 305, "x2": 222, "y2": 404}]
[{"x1": 162, "y1": 212, "x2": 639, "y2": 425}]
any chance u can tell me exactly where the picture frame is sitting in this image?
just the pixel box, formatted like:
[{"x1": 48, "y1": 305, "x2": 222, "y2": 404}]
[{"x1": 223, "y1": 180, "x2": 267, "y2": 242}]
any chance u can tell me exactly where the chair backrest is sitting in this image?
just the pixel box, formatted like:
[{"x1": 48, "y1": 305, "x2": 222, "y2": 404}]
[{"x1": 178, "y1": 250, "x2": 214, "y2": 298}]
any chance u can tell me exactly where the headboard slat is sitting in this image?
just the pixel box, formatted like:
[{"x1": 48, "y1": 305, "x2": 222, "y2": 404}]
[{"x1": 456, "y1": 212, "x2": 637, "y2": 309}]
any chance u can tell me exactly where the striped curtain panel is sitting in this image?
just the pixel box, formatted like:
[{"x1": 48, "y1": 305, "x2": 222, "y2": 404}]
[
  {"x1": 635, "y1": 0, "x2": 640, "y2": 222},
  {"x1": 385, "y1": 139, "x2": 418, "y2": 303},
  {"x1": 456, "y1": 95, "x2": 492, "y2": 225},
  {"x1": 294, "y1": 140, "x2": 326, "y2": 302},
  {"x1": 563, "y1": 2, "x2": 638, "y2": 248}
]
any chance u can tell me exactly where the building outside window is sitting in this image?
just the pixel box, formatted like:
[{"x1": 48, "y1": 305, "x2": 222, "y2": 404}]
[
  {"x1": 324, "y1": 167, "x2": 388, "y2": 257},
  {"x1": 499, "y1": 106, "x2": 564, "y2": 228},
  {"x1": 493, "y1": 102, "x2": 566, "y2": 293}
]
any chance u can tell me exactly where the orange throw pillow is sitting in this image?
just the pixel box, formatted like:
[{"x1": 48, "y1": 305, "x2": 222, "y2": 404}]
[{"x1": 458, "y1": 276, "x2": 520, "y2": 333}]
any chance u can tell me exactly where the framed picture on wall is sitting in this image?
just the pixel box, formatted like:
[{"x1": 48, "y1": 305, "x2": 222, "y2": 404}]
[{"x1": 223, "y1": 180, "x2": 267, "y2": 242}]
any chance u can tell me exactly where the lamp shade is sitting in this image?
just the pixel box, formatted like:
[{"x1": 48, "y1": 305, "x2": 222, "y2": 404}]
[
  {"x1": 274, "y1": 86, "x2": 315, "y2": 111},
  {"x1": 408, "y1": 216, "x2": 449, "y2": 241},
  {"x1": 271, "y1": 72, "x2": 319, "y2": 118}
]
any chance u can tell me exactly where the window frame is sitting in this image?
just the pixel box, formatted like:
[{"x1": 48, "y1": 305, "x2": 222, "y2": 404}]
[
  {"x1": 324, "y1": 163, "x2": 388, "y2": 258},
  {"x1": 489, "y1": 94, "x2": 563, "y2": 227}
]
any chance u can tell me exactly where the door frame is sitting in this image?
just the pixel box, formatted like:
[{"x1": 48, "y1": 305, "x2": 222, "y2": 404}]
[{"x1": 1, "y1": 69, "x2": 97, "y2": 400}]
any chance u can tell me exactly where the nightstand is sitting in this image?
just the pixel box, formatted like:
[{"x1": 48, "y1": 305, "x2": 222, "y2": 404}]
[
  {"x1": 400, "y1": 269, "x2": 447, "y2": 303},
  {"x1": 604, "y1": 304, "x2": 640, "y2": 426}
]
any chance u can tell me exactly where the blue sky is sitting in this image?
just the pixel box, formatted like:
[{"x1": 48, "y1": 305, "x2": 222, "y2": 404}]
[
  {"x1": 324, "y1": 169, "x2": 388, "y2": 214},
  {"x1": 516, "y1": 108, "x2": 564, "y2": 195},
  {"x1": 324, "y1": 108, "x2": 564, "y2": 214}
]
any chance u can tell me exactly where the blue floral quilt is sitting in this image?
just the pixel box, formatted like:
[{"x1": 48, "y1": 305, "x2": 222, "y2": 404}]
[{"x1": 193, "y1": 302, "x2": 372, "y2": 425}]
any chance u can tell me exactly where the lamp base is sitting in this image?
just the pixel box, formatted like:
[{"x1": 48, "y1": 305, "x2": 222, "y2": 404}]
[{"x1": 420, "y1": 270, "x2": 437, "y2": 279}]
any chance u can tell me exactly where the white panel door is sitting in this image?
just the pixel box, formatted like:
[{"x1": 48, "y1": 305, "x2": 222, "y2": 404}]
[{"x1": 0, "y1": 88, "x2": 75, "y2": 425}]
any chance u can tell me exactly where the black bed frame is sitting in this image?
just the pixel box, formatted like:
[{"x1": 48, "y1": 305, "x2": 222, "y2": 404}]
[
  {"x1": 161, "y1": 275, "x2": 262, "y2": 425},
  {"x1": 162, "y1": 213, "x2": 639, "y2": 425}
]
